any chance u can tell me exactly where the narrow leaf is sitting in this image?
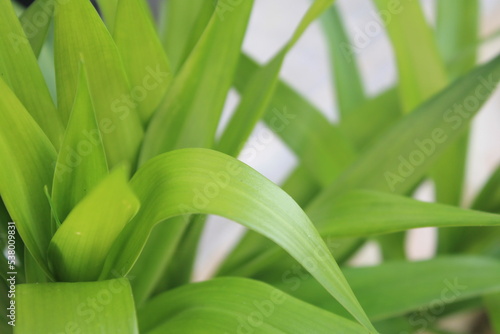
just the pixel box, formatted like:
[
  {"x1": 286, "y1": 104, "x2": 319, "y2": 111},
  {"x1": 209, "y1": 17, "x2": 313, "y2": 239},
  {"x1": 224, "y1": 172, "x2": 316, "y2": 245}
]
[
  {"x1": 54, "y1": 0, "x2": 144, "y2": 167},
  {"x1": 139, "y1": 278, "x2": 369, "y2": 334},
  {"x1": 48, "y1": 168, "x2": 140, "y2": 281},
  {"x1": 51, "y1": 64, "x2": 108, "y2": 224},
  {"x1": 113, "y1": 0, "x2": 172, "y2": 123},
  {"x1": 17, "y1": 278, "x2": 138, "y2": 333},
  {"x1": 0, "y1": 0, "x2": 63, "y2": 147},
  {"x1": 103, "y1": 148, "x2": 374, "y2": 331},
  {"x1": 0, "y1": 77, "x2": 56, "y2": 275}
]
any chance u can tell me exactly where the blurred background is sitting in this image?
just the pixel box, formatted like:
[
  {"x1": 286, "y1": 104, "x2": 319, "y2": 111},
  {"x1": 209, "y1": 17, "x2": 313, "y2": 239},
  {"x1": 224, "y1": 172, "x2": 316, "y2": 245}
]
[{"x1": 194, "y1": 0, "x2": 500, "y2": 280}]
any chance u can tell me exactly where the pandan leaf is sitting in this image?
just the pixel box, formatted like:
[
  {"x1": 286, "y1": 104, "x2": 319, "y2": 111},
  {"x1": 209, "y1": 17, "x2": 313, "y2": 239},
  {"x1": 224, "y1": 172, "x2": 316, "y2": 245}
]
[
  {"x1": 217, "y1": 0, "x2": 338, "y2": 157},
  {"x1": 48, "y1": 167, "x2": 140, "y2": 282},
  {"x1": 51, "y1": 64, "x2": 108, "y2": 225},
  {"x1": 102, "y1": 148, "x2": 375, "y2": 331},
  {"x1": 113, "y1": 0, "x2": 172, "y2": 123},
  {"x1": 159, "y1": 0, "x2": 214, "y2": 73},
  {"x1": 276, "y1": 256, "x2": 500, "y2": 322},
  {"x1": 0, "y1": 77, "x2": 56, "y2": 276},
  {"x1": 139, "y1": 277, "x2": 369, "y2": 334},
  {"x1": 140, "y1": 0, "x2": 254, "y2": 161},
  {"x1": 0, "y1": 0, "x2": 63, "y2": 148},
  {"x1": 16, "y1": 278, "x2": 138, "y2": 333},
  {"x1": 54, "y1": 0, "x2": 144, "y2": 168},
  {"x1": 315, "y1": 190, "x2": 500, "y2": 237}
]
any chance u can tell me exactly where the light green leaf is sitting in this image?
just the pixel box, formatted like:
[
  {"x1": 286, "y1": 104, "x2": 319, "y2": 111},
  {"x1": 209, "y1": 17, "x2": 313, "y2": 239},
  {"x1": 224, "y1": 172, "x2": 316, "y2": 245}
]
[
  {"x1": 339, "y1": 88, "x2": 402, "y2": 152},
  {"x1": 0, "y1": 77, "x2": 56, "y2": 276},
  {"x1": 102, "y1": 148, "x2": 374, "y2": 331},
  {"x1": 94, "y1": 0, "x2": 118, "y2": 30},
  {"x1": 113, "y1": 0, "x2": 172, "y2": 123},
  {"x1": 138, "y1": 277, "x2": 369, "y2": 334},
  {"x1": 234, "y1": 54, "x2": 356, "y2": 186},
  {"x1": 217, "y1": 0, "x2": 337, "y2": 156},
  {"x1": 128, "y1": 216, "x2": 188, "y2": 306},
  {"x1": 276, "y1": 256, "x2": 500, "y2": 321},
  {"x1": 18, "y1": 0, "x2": 54, "y2": 58},
  {"x1": 16, "y1": 278, "x2": 138, "y2": 333},
  {"x1": 321, "y1": 4, "x2": 366, "y2": 117},
  {"x1": 372, "y1": 0, "x2": 448, "y2": 113},
  {"x1": 472, "y1": 165, "x2": 500, "y2": 214},
  {"x1": 484, "y1": 292, "x2": 500, "y2": 332},
  {"x1": 48, "y1": 168, "x2": 140, "y2": 282},
  {"x1": 307, "y1": 54, "x2": 500, "y2": 219},
  {"x1": 140, "y1": 0, "x2": 254, "y2": 161},
  {"x1": 0, "y1": 0, "x2": 63, "y2": 148},
  {"x1": 314, "y1": 190, "x2": 500, "y2": 237},
  {"x1": 54, "y1": 0, "x2": 144, "y2": 167},
  {"x1": 437, "y1": 0, "x2": 479, "y2": 79},
  {"x1": 159, "y1": 0, "x2": 214, "y2": 73},
  {"x1": 51, "y1": 64, "x2": 108, "y2": 225},
  {"x1": 223, "y1": 53, "x2": 500, "y2": 277}
]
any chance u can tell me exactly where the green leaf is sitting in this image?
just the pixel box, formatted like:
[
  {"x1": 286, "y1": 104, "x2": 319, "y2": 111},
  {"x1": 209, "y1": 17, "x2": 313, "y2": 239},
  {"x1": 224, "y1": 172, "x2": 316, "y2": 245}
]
[
  {"x1": 19, "y1": 0, "x2": 54, "y2": 58},
  {"x1": 472, "y1": 165, "x2": 500, "y2": 214},
  {"x1": 0, "y1": 0, "x2": 63, "y2": 148},
  {"x1": 276, "y1": 256, "x2": 500, "y2": 321},
  {"x1": 321, "y1": 5, "x2": 366, "y2": 117},
  {"x1": 484, "y1": 292, "x2": 500, "y2": 332},
  {"x1": 434, "y1": 0, "x2": 479, "y2": 252},
  {"x1": 94, "y1": 0, "x2": 118, "y2": 30},
  {"x1": 16, "y1": 278, "x2": 138, "y2": 333},
  {"x1": 217, "y1": 0, "x2": 337, "y2": 156},
  {"x1": 159, "y1": 0, "x2": 214, "y2": 73},
  {"x1": 0, "y1": 77, "x2": 56, "y2": 276},
  {"x1": 223, "y1": 54, "x2": 500, "y2": 277},
  {"x1": 437, "y1": 0, "x2": 479, "y2": 79},
  {"x1": 102, "y1": 148, "x2": 374, "y2": 331},
  {"x1": 54, "y1": 0, "x2": 144, "y2": 168},
  {"x1": 138, "y1": 277, "x2": 369, "y2": 334},
  {"x1": 234, "y1": 54, "x2": 356, "y2": 186},
  {"x1": 48, "y1": 167, "x2": 140, "y2": 282},
  {"x1": 140, "y1": 0, "x2": 254, "y2": 161},
  {"x1": 113, "y1": 0, "x2": 172, "y2": 123},
  {"x1": 339, "y1": 88, "x2": 402, "y2": 152},
  {"x1": 372, "y1": 0, "x2": 448, "y2": 113},
  {"x1": 307, "y1": 54, "x2": 500, "y2": 219},
  {"x1": 314, "y1": 190, "x2": 500, "y2": 237},
  {"x1": 128, "y1": 216, "x2": 188, "y2": 306},
  {"x1": 51, "y1": 64, "x2": 108, "y2": 225}
]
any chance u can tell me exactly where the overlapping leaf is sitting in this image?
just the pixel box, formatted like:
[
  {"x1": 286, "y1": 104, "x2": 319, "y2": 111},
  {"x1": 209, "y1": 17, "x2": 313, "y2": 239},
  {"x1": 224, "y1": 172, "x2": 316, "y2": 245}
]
[
  {"x1": 54, "y1": 0, "x2": 143, "y2": 167},
  {"x1": 102, "y1": 148, "x2": 375, "y2": 331},
  {"x1": 139, "y1": 278, "x2": 369, "y2": 334},
  {"x1": 17, "y1": 278, "x2": 138, "y2": 333}
]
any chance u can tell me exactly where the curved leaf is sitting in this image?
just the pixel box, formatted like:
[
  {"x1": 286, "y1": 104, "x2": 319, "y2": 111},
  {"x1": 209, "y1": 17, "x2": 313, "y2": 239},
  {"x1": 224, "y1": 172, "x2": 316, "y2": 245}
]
[
  {"x1": 48, "y1": 168, "x2": 140, "y2": 281},
  {"x1": 113, "y1": 0, "x2": 172, "y2": 123},
  {"x1": 102, "y1": 148, "x2": 374, "y2": 331},
  {"x1": 54, "y1": 0, "x2": 144, "y2": 167},
  {"x1": 51, "y1": 65, "x2": 108, "y2": 225},
  {"x1": 315, "y1": 190, "x2": 500, "y2": 237},
  {"x1": 0, "y1": 0, "x2": 63, "y2": 148},
  {"x1": 17, "y1": 278, "x2": 138, "y2": 333},
  {"x1": 275, "y1": 256, "x2": 500, "y2": 322},
  {"x1": 140, "y1": 0, "x2": 254, "y2": 161},
  {"x1": 138, "y1": 277, "x2": 369, "y2": 334},
  {"x1": 0, "y1": 77, "x2": 56, "y2": 275},
  {"x1": 217, "y1": 0, "x2": 338, "y2": 156}
]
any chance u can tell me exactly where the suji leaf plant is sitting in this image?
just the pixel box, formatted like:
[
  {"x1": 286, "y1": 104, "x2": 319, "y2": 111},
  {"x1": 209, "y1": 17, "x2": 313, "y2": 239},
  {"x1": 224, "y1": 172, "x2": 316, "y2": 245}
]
[{"x1": 0, "y1": 0, "x2": 499, "y2": 333}]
